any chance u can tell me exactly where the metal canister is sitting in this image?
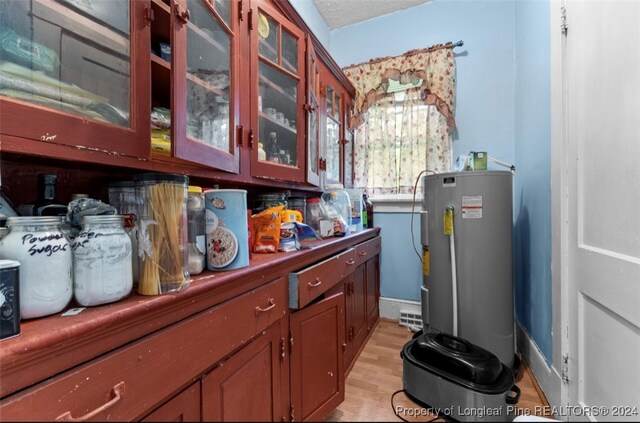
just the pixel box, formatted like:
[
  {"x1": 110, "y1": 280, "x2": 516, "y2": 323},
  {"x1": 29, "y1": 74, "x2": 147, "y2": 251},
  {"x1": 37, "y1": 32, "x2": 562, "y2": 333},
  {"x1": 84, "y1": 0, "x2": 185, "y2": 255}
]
[
  {"x1": 204, "y1": 189, "x2": 249, "y2": 271},
  {"x1": 0, "y1": 260, "x2": 20, "y2": 340}
]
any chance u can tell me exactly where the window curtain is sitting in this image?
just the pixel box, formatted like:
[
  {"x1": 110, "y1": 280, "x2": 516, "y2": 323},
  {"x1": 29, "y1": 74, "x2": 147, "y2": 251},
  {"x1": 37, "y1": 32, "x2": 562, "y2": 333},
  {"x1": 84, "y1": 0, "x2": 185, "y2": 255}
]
[{"x1": 343, "y1": 44, "x2": 457, "y2": 195}]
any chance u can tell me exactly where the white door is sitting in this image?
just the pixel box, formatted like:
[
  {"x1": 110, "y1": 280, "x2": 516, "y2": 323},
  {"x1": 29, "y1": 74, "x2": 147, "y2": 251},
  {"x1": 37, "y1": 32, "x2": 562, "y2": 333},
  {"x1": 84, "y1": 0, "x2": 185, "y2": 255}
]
[{"x1": 563, "y1": 0, "x2": 640, "y2": 420}]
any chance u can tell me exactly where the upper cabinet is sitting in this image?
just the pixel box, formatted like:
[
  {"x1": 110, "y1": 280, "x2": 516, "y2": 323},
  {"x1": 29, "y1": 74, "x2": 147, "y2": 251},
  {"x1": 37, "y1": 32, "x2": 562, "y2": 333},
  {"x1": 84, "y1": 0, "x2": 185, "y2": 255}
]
[
  {"x1": 316, "y1": 64, "x2": 353, "y2": 189},
  {"x1": 249, "y1": 0, "x2": 306, "y2": 183},
  {"x1": 0, "y1": 0, "x2": 150, "y2": 158},
  {"x1": 306, "y1": 38, "x2": 321, "y2": 187},
  {"x1": 0, "y1": 0, "x2": 355, "y2": 189},
  {"x1": 150, "y1": 0, "x2": 240, "y2": 173}
]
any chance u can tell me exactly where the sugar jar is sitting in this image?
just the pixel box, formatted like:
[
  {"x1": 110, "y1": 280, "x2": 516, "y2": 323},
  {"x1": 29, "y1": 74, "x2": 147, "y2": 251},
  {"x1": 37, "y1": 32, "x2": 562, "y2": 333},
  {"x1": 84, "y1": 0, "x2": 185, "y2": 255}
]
[
  {"x1": 0, "y1": 216, "x2": 72, "y2": 319},
  {"x1": 72, "y1": 215, "x2": 133, "y2": 307}
]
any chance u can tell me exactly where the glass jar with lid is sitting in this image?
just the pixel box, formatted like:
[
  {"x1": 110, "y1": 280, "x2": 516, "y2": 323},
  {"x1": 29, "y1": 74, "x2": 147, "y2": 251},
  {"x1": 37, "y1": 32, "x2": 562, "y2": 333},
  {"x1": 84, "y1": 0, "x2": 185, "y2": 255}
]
[
  {"x1": 108, "y1": 181, "x2": 140, "y2": 286},
  {"x1": 73, "y1": 215, "x2": 132, "y2": 307},
  {"x1": 187, "y1": 186, "x2": 206, "y2": 275},
  {"x1": 134, "y1": 173, "x2": 189, "y2": 295},
  {"x1": 0, "y1": 216, "x2": 72, "y2": 319}
]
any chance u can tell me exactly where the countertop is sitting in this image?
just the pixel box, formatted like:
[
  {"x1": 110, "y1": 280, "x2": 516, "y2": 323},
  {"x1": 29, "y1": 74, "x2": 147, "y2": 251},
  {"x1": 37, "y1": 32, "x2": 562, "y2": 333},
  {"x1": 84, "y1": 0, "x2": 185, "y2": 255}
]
[{"x1": 0, "y1": 228, "x2": 381, "y2": 398}]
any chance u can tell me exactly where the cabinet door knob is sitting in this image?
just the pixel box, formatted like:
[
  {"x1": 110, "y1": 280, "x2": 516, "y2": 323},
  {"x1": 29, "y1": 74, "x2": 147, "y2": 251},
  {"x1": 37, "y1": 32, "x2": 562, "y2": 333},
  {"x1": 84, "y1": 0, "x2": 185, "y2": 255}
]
[
  {"x1": 308, "y1": 278, "x2": 322, "y2": 288},
  {"x1": 255, "y1": 298, "x2": 276, "y2": 314},
  {"x1": 56, "y1": 382, "x2": 125, "y2": 422}
]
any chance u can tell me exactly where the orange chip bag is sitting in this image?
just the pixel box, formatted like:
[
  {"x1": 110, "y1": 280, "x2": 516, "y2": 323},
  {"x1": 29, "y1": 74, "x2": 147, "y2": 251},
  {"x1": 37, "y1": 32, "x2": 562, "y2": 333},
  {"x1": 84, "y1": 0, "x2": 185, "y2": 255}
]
[{"x1": 251, "y1": 205, "x2": 284, "y2": 253}]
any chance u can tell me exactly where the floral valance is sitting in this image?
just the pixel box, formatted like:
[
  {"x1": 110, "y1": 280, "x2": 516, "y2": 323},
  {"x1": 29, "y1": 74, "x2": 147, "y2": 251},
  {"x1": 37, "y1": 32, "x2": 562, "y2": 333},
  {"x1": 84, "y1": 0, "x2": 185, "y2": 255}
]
[{"x1": 343, "y1": 43, "x2": 457, "y2": 132}]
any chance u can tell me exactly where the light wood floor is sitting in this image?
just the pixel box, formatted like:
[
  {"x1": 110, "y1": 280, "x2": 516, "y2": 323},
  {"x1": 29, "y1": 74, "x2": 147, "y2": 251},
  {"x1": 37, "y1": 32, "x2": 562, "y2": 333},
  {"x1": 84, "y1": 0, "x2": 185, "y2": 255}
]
[{"x1": 325, "y1": 320, "x2": 552, "y2": 422}]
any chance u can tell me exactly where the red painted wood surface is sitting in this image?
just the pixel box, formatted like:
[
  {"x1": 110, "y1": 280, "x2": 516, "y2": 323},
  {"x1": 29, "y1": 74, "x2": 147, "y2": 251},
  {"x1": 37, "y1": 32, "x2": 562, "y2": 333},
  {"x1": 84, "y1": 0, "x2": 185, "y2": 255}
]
[
  {"x1": 0, "y1": 229, "x2": 379, "y2": 399},
  {"x1": 201, "y1": 322, "x2": 283, "y2": 422},
  {"x1": 290, "y1": 292, "x2": 345, "y2": 422},
  {"x1": 142, "y1": 382, "x2": 201, "y2": 422}
]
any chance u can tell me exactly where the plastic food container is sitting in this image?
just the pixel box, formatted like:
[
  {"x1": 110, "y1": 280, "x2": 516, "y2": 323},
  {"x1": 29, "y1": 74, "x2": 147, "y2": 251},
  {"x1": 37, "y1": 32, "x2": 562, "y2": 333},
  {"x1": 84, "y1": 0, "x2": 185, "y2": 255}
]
[
  {"x1": 253, "y1": 193, "x2": 287, "y2": 213},
  {"x1": 321, "y1": 184, "x2": 352, "y2": 237},
  {"x1": 288, "y1": 196, "x2": 306, "y2": 223},
  {"x1": 204, "y1": 189, "x2": 249, "y2": 271},
  {"x1": 134, "y1": 173, "x2": 189, "y2": 295},
  {"x1": 345, "y1": 189, "x2": 363, "y2": 233},
  {"x1": 0, "y1": 216, "x2": 72, "y2": 319}
]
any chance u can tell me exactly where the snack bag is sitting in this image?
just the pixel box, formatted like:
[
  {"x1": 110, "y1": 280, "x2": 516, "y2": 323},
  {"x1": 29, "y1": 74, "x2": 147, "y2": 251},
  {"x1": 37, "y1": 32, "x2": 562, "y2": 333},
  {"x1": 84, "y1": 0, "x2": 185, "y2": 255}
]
[
  {"x1": 280, "y1": 209, "x2": 303, "y2": 223},
  {"x1": 251, "y1": 205, "x2": 284, "y2": 253}
]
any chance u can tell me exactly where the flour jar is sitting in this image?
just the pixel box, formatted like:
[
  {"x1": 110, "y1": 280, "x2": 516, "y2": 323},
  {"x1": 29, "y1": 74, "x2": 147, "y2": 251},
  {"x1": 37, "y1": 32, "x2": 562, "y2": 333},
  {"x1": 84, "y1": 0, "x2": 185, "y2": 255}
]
[
  {"x1": 0, "y1": 216, "x2": 72, "y2": 319},
  {"x1": 72, "y1": 215, "x2": 132, "y2": 307},
  {"x1": 204, "y1": 189, "x2": 249, "y2": 271}
]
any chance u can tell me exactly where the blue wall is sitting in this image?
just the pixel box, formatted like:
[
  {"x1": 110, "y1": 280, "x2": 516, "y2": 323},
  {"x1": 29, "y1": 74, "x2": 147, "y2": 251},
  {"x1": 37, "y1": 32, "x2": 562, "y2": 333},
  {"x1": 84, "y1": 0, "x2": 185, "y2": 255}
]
[
  {"x1": 289, "y1": 0, "x2": 331, "y2": 49},
  {"x1": 514, "y1": 0, "x2": 552, "y2": 363},
  {"x1": 330, "y1": 0, "x2": 516, "y2": 163},
  {"x1": 376, "y1": 212, "x2": 423, "y2": 300},
  {"x1": 327, "y1": 0, "x2": 553, "y2": 363}
]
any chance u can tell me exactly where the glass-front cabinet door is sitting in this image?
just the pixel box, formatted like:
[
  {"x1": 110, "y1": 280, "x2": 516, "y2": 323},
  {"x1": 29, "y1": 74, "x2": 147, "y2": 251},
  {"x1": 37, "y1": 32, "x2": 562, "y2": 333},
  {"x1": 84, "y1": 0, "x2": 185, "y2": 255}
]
[
  {"x1": 324, "y1": 84, "x2": 341, "y2": 185},
  {"x1": 0, "y1": 0, "x2": 149, "y2": 158},
  {"x1": 150, "y1": 0, "x2": 239, "y2": 173},
  {"x1": 250, "y1": 1, "x2": 305, "y2": 182},
  {"x1": 343, "y1": 97, "x2": 354, "y2": 188},
  {"x1": 306, "y1": 37, "x2": 321, "y2": 187}
]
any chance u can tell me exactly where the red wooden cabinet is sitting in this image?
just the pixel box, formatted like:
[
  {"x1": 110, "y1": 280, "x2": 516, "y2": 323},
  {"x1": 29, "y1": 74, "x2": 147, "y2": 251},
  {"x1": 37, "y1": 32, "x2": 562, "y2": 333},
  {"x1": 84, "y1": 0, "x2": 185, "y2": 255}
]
[
  {"x1": 0, "y1": 0, "x2": 150, "y2": 160},
  {"x1": 150, "y1": 0, "x2": 241, "y2": 173},
  {"x1": 249, "y1": 0, "x2": 306, "y2": 183},
  {"x1": 290, "y1": 293, "x2": 345, "y2": 422},
  {"x1": 202, "y1": 321, "x2": 286, "y2": 422},
  {"x1": 142, "y1": 383, "x2": 201, "y2": 422},
  {"x1": 306, "y1": 37, "x2": 322, "y2": 187}
]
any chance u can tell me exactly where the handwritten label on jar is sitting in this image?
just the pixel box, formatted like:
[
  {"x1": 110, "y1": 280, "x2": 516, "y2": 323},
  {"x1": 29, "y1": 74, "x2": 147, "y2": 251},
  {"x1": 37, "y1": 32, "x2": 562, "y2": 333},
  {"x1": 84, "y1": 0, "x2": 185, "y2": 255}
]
[
  {"x1": 71, "y1": 231, "x2": 102, "y2": 251},
  {"x1": 21, "y1": 233, "x2": 69, "y2": 257}
]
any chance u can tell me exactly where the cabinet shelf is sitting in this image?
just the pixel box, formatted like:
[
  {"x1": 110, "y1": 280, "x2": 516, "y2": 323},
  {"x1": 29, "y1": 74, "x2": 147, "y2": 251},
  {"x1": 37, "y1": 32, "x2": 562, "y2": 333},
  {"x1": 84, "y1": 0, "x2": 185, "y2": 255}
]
[
  {"x1": 187, "y1": 20, "x2": 227, "y2": 55},
  {"x1": 260, "y1": 111, "x2": 297, "y2": 134},
  {"x1": 259, "y1": 74, "x2": 296, "y2": 103},
  {"x1": 186, "y1": 72, "x2": 226, "y2": 97}
]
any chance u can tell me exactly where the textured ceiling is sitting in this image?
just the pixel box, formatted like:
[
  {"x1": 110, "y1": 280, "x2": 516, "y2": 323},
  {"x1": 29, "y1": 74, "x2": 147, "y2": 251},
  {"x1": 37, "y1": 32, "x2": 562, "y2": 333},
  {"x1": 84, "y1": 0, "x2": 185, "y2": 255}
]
[{"x1": 311, "y1": 0, "x2": 432, "y2": 29}]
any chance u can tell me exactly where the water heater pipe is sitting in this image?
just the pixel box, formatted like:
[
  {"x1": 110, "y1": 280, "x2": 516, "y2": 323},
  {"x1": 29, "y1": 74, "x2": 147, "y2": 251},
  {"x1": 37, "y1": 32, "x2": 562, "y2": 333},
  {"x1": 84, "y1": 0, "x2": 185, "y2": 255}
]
[{"x1": 445, "y1": 206, "x2": 458, "y2": 336}]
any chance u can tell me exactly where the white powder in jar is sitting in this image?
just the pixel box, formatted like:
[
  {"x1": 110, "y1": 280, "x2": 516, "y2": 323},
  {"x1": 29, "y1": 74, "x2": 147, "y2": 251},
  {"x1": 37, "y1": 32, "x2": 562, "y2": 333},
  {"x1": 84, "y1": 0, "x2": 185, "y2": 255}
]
[{"x1": 73, "y1": 216, "x2": 132, "y2": 307}]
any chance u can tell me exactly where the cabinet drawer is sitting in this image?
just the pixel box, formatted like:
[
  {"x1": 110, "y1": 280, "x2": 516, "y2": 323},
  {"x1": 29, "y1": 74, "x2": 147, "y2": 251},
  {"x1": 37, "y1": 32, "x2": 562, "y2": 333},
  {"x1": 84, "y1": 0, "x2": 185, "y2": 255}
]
[
  {"x1": 0, "y1": 278, "x2": 286, "y2": 422},
  {"x1": 355, "y1": 236, "x2": 382, "y2": 266},
  {"x1": 289, "y1": 248, "x2": 356, "y2": 309}
]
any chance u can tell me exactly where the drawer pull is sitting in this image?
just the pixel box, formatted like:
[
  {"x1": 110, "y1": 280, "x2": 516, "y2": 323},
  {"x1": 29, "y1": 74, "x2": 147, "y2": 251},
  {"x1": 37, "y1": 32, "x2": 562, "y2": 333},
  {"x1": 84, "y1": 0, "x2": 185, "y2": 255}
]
[
  {"x1": 255, "y1": 298, "x2": 276, "y2": 314},
  {"x1": 308, "y1": 278, "x2": 322, "y2": 288},
  {"x1": 56, "y1": 381, "x2": 125, "y2": 422},
  {"x1": 346, "y1": 259, "x2": 356, "y2": 265},
  {"x1": 358, "y1": 251, "x2": 368, "y2": 257}
]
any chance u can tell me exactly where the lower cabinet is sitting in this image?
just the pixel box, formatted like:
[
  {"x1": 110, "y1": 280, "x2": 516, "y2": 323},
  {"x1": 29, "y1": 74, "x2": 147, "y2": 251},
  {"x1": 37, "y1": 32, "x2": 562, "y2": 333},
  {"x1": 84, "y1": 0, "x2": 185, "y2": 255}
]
[
  {"x1": 345, "y1": 263, "x2": 368, "y2": 367},
  {"x1": 366, "y1": 255, "x2": 380, "y2": 331},
  {"x1": 142, "y1": 383, "x2": 201, "y2": 422},
  {"x1": 202, "y1": 321, "x2": 286, "y2": 422},
  {"x1": 289, "y1": 293, "x2": 345, "y2": 422},
  {"x1": 0, "y1": 233, "x2": 381, "y2": 422}
]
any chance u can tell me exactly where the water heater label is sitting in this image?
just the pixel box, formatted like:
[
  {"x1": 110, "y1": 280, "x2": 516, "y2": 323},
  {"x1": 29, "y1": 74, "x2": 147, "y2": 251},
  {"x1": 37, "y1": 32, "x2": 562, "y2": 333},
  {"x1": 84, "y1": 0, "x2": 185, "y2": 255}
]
[
  {"x1": 461, "y1": 195, "x2": 483, "y2": 219},
  {"x1": 442, "y1": 176, "x2": 456, "y2": 187}
]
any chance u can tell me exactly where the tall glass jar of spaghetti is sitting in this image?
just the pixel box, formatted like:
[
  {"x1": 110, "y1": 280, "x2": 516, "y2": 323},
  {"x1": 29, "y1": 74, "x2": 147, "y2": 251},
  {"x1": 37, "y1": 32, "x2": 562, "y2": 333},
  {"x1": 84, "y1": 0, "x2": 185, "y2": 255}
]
[{"x1": 134, "y1": 173, "x2": 189, "y2": 295}]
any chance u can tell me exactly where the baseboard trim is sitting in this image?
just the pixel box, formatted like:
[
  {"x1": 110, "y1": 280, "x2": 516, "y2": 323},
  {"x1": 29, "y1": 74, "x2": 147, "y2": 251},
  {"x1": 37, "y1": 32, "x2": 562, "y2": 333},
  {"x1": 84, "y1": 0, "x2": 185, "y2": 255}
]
[
  {"x1": 516, "y1": 323, "x2": 563, "y2": 409},
  {"x1": 379, "y1": 297, "x2": 421, "y2": 321}
]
